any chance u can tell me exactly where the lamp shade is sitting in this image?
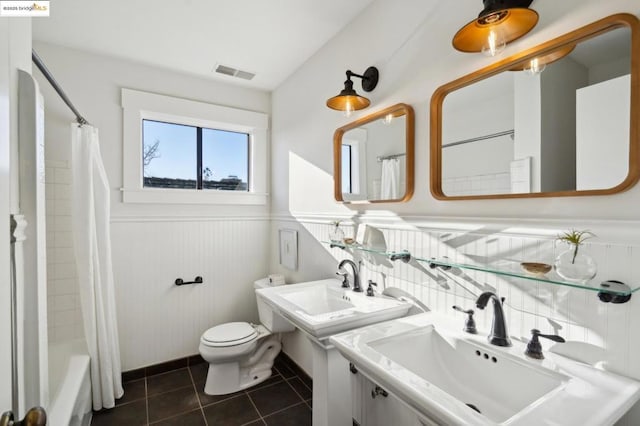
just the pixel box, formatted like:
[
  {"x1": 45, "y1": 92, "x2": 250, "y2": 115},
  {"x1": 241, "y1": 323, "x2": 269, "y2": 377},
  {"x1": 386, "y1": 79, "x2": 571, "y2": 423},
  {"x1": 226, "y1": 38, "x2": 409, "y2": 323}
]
[
  {"x1": 453, "y1": 7, "x2": 539, "y2": 53},
  {"x1": 326, "y1": 93, "x2": 371, "y2": 112}
]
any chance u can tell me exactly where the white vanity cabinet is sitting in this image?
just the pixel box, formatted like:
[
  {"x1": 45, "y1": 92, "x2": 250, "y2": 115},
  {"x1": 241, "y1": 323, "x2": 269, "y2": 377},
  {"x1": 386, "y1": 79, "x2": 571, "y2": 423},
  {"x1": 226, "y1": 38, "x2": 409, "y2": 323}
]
[{"x1": 351, "y1": 371, "x2": 425, "y2": 426}]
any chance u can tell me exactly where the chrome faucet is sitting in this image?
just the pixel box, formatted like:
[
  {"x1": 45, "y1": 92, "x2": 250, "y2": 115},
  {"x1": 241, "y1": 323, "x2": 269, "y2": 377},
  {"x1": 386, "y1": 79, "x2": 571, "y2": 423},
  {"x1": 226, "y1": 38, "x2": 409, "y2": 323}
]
[
  {"x1": 337, "y1": 259, "x2": 362, "y2": 292},
  {"x1": 475, "y1": 292, "x2": 512, "y2": 347}
]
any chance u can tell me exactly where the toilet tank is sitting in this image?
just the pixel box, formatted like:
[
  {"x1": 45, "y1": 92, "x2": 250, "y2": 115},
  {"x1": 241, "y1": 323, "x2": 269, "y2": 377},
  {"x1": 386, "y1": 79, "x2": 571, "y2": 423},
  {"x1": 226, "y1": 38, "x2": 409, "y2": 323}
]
[{"x1": 254, "y1": 278, "x2": 295, "y2": 333}]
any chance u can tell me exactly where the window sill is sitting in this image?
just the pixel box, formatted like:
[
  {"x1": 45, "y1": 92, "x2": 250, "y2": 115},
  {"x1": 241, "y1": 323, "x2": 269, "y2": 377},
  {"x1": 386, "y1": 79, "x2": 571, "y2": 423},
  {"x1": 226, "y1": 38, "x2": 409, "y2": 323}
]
[{"x1": 121, "y1": 188, "x2": 268, "y2": 205}]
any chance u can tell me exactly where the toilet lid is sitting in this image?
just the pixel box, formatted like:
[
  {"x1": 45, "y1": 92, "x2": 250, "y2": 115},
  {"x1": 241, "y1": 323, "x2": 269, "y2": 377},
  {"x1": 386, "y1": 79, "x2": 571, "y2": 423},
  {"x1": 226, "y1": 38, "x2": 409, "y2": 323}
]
[{"x1": 202, "y1": 322, "x2": 258, "y2": 347}]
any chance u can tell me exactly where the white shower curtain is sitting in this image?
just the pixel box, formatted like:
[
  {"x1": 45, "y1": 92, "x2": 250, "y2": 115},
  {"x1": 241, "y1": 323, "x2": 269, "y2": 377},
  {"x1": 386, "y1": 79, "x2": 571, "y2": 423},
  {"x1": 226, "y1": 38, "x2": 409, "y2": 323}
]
[
  {"x1": 71, "y1": 124, "x2": 123, "y2": 410},
  {"x1": 380, "y1": 158, "x2": 400, "y2": 199}
]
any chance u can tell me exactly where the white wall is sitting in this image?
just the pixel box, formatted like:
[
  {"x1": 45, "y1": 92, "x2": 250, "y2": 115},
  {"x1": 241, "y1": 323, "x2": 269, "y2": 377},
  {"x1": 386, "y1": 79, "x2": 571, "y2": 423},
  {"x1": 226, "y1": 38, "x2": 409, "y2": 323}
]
[
  {"x1": 34, "y1": 42, "x2": 272, "y2": 370},
  {"x1": 539, "y1": 57, "x2": 586, "y2": 192},
  {"x1": 514, "y1": 72, "x2": 542, "y2": 191},
  {"x1": 442, "y1": 76, "x2": 514, "y2": 193},
  {"x1": 0, "y1": 17, "x2": 32, "y2": 414},
  {"x1": 576, "y1": 74, "x2": 631, "y2": 190},
  {"x1": 270, "y1": 0, "x2": 640, "y2": 422}
]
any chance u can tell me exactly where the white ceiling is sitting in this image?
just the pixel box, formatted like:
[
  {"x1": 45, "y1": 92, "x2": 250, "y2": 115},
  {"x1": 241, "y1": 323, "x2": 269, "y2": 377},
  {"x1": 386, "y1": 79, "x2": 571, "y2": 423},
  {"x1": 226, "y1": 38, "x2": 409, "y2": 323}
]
[{"x1": 33, "y1": 0, "x2": 375, "y2": 91}]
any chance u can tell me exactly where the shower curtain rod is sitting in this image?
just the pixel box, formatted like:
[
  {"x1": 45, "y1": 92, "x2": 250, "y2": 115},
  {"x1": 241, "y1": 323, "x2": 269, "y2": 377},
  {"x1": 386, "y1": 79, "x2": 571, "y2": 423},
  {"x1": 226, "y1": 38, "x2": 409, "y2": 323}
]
[
  {"x1": 443, "y1": 129, "x2": 514, "y2": 148},
  {"x1": 377, "y1": 152, "x2": 406, "y2": 162},
  {"x1": 31, "y1": 49, "x2": 89, "y2": 126}
]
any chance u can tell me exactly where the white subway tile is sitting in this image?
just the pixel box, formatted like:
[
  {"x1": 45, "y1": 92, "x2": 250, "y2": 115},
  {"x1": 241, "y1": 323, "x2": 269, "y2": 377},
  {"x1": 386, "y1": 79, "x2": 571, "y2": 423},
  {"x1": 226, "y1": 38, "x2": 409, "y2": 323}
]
[
  {"x1": 56, "y1": 279, "x2": 78, "y2": 295},
  {"x1": 56, "y1": 326, "x2": 75, "y2": 341},
  {"x1": 54, "y1": 199, "x2": 71, "y2": 216},
  {"x1": 55, "y1": 310, "x2": 76, "y2": 326},
  {"x1": 54, "y1": 262, "x2": 76, "y2": 280},
  {"x1": 54, "y1": 294, "x2": 78, "y2": 311},
  {"x1": 46, "y1": 160, "x2": 68, "y2": 168},
  {"x1": 56, "y1": 185, "x2": 71, "y2": 200},
  {"x1": 55, "y1": 248, "x2": 75, "y2": 264},
  {"x1": 54, "y1": 216, "x2": 72, "y2": 232},
  {"x1": 46, "y1": 264, "x2": 56, "y2": 281},
  {"x1": 54, "y1": 168, "x2": 71, "y2": 184},
  {"x1": 54, "y1": 232, "x2": 73, "y2": 248}
]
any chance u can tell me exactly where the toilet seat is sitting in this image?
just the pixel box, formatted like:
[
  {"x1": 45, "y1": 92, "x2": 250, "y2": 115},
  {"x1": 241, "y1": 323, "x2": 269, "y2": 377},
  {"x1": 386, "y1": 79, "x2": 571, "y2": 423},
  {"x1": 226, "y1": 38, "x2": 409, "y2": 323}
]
[{"x1": 201, "y1": 322, "x2": 258, "y2": 347}]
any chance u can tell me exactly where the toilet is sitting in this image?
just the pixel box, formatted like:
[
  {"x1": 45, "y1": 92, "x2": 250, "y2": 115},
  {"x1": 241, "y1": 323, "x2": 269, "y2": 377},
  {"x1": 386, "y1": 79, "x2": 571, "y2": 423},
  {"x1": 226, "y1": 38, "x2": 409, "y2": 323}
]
[{"x1": 199, "y1": 278, "x2": 295, "y2": 395}]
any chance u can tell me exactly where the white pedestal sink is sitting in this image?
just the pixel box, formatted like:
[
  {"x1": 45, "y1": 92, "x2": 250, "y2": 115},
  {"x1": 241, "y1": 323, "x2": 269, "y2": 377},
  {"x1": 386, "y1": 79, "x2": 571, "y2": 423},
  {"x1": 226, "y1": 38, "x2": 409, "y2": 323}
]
[
  {"x1": 256, "y1": 278, "x2": 412, "y2": 426},
  {"x1": 330, "y1": 312, "x2": 640, "y2": 425}
]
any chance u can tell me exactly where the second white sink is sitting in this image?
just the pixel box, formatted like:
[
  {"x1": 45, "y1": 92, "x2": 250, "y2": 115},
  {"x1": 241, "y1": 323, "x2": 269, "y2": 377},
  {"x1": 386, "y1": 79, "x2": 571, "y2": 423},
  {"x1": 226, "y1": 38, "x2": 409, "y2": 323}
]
[
  {"x1": 330, "y1": 312, "x2": 640, "y2": 425},
  {"x1": 369, "y1": 325, "x2": 568, "y2": 423},
  {"x1": 255, "y1": 278, "x2": 412, "y2": 340}
]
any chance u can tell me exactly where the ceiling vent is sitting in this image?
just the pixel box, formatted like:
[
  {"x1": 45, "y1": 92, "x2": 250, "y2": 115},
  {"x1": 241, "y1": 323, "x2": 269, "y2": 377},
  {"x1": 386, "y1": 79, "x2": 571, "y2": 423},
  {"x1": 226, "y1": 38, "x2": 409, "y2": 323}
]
[{"x1": 214, "y1": 64, "x2": 256, "y2": 80}]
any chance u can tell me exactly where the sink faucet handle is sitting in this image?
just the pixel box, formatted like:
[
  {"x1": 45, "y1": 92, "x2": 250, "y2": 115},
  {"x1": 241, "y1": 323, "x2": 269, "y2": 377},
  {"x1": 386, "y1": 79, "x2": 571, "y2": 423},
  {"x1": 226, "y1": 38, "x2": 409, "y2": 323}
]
[
  {"x1": 525, "y1": 329, "x2": 566, "y2": 359},
  {"x1": 452, "y1": 305, "x2": 478, "y2": 334},
  {"x1": 336, "y1": 270, "x2": 350, "y2": 288},
  {"x1": 366, "y1": 280, "x2": 377, "y2": 297}
]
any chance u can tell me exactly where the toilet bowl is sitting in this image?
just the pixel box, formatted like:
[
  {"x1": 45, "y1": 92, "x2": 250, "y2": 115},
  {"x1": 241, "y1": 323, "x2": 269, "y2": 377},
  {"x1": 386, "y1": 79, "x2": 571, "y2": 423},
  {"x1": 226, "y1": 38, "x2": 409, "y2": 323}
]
[{"x1": 199, "y1": 278, "x2": 295, "y2": 395}]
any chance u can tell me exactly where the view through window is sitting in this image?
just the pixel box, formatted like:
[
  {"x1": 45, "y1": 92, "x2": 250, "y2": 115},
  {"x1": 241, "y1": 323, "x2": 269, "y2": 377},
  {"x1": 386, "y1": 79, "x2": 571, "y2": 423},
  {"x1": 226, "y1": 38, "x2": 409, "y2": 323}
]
[
  {"x1": 341, "y1": 143, "x2": 352, "y2": 193},
  {"x1": 142, "y1": 119, "x2": 249, "y2": 191}
]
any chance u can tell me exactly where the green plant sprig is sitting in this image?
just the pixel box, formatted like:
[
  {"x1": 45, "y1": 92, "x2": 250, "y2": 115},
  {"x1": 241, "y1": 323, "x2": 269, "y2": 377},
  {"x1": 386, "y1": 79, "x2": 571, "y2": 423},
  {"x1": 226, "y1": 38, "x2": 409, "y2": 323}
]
[{"x1": 557, "y1": 229, "x2": 595, "y2": 264}]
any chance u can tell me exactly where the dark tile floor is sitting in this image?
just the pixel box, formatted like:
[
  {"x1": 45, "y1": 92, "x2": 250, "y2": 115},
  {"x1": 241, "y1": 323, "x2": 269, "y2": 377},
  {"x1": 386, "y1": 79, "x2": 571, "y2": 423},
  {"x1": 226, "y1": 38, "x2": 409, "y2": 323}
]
[{"x1": 92, "y1": 355, "x2": 312, "y2": 426}]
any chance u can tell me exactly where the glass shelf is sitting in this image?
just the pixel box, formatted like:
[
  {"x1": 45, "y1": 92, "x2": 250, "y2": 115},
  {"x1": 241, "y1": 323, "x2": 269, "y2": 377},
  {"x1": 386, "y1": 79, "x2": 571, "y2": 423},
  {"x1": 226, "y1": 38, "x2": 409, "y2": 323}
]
[
  {"x1": 323, "y1": 241, "x2": 411, "y2": 262},
  {"x1": 323, "y1": 241, "x2": 634, "y2": 300},
  {"x1": 420, "y1": 257, "x2": 636, "y2": 297}
]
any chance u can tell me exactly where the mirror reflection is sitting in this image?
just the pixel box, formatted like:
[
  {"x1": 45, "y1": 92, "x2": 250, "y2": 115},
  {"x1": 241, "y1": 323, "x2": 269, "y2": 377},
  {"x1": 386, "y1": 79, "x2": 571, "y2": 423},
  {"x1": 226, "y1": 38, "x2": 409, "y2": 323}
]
[
  {"x1": 433, "y1": 15, "x2": 638, "y2": 199},
  {"x1": 334, "y1": 104, "x2": 414, "y2": 203}
]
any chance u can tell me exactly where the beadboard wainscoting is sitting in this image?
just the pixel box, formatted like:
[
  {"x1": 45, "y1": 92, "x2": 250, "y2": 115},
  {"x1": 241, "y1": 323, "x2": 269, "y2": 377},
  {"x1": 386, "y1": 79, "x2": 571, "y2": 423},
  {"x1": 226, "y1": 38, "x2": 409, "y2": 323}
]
[
  {"x1": 270, "y1": 215, "x2": 640, "y2": 390},
  {"x1": 111, "y1": 216, "x2": 270, "y2": 371}
]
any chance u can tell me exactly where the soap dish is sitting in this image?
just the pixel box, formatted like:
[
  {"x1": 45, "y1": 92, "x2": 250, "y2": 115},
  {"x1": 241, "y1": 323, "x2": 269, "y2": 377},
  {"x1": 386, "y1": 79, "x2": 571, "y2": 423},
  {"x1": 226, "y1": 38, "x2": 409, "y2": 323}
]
[{"x1": 521, "y1": 262, "x2": 552, "y2": 276}]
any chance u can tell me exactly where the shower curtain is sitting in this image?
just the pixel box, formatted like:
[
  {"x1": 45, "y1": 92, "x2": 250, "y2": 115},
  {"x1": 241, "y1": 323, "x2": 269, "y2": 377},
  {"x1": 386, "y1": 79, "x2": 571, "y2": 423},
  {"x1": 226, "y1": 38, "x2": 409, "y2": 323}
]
[
  {"x1": 71, "y1": 124, "x2": 123, "y2": 410},
  {"x1": 380, "y1": 158, "x2": 400, "y2": 199}
]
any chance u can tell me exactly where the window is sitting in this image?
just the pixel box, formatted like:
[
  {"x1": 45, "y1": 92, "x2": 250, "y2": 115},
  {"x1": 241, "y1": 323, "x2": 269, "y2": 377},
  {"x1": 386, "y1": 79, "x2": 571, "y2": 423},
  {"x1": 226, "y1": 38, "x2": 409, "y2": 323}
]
[
  {"x1": 121, "y1": 88, "x2": 268, "y2": 205},
  {"x1": 341, "y1": 143, "x2": 352, "y2": 193},
  {"x1": 142, "y1": 119, "x2": 249, "y2": 191},
  {"x1": 341, "y1": 136, "x2": 366, "y2": 199}
]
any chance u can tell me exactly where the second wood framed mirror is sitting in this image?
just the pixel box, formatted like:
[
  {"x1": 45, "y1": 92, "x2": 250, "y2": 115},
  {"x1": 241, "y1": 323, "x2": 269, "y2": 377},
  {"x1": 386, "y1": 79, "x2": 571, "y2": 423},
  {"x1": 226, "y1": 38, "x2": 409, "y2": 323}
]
[
  {"x1": 431, "y1": 13, "x2": 640, "y2": 200},
  {"x1": 334, "y1": 103, "x2": 415, "y2": 203}
]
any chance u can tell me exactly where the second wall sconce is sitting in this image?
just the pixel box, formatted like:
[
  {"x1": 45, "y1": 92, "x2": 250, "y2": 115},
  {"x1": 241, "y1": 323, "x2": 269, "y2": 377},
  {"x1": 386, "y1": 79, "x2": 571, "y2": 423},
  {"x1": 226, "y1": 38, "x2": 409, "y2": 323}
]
[
  {"x1": 326, "y1": 66, "x2": 379, "y2": 117},
  {"x1": 453, "y1": 0, "x2": 539, "y2": 56}
]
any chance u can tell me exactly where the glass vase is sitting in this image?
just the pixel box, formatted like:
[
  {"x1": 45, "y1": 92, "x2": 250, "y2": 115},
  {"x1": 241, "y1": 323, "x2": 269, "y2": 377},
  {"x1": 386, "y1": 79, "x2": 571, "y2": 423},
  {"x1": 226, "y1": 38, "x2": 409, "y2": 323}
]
[
  {"x1": 329, "y1": 224, "x2": 345, "y2": 243},
  {"x1": 554, "y1": 244, "x2": 597, "y2": 282}
]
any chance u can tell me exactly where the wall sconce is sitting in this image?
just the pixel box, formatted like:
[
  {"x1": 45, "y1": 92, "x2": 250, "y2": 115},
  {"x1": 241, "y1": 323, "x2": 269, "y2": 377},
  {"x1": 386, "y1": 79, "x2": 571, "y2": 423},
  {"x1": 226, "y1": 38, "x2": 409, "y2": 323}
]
[
  {"x1": 453, "y1": 0, "x2": 539, "y2": 57},
  {"x1": 510, "y1": 44, "x2": 576, "y2": 75},
  {"x1": 326, "y1": 66, "x2": 379, "y2": 117}
]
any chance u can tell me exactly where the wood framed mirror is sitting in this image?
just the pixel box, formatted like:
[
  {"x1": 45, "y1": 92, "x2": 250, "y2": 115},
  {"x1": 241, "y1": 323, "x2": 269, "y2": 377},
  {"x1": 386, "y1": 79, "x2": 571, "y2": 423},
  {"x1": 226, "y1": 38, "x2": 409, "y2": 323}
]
[
  {"x1": 430, "y1": 13, "x2": 640, "y2": 200},
  {"x1": 334, "y1": 103, "x2": 415, "y2": 203}
]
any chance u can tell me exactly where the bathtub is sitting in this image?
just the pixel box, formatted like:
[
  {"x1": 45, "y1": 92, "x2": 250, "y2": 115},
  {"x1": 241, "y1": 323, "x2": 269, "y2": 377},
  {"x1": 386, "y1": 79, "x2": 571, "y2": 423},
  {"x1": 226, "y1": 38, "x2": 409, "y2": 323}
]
[{"x1": 48, "y1": 339, "x2": 92, "y2": 426}]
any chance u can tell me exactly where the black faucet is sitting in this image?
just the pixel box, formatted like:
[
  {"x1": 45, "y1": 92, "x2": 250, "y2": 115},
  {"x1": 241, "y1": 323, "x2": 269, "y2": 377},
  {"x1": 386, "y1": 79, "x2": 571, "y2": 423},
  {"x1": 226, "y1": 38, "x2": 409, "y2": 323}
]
[
  {"x1": 337, "y1": 259, "x2": 362, "y2": 292},
  {"x1": 476, "y1": 292, "x2": 512, "y2": 347}
]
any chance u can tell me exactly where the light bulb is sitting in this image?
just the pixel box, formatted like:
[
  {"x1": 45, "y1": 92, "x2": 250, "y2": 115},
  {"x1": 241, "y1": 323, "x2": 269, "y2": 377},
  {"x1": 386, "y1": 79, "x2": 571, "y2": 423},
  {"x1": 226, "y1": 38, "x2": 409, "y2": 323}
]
[
  {"x1": 343, "y1": 100, "x2": 353, "y2": 118},
  {"x1": 525, "y1": 57, "x2": 546, "y2": 75},
  {"x1": 481, "y1": 29, "x2": 506, "y2": 57}
]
